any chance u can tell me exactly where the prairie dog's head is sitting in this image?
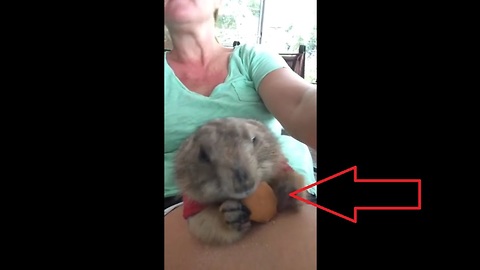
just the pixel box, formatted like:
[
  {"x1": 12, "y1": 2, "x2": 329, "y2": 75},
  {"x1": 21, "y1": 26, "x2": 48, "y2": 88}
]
[{"x1": 174, "y1": 117, "x2": 283, "y2": 203}]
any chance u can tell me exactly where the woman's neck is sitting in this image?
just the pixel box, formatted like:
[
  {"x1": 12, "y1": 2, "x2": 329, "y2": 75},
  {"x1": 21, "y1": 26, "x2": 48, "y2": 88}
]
[{"x1": 168, "y1": 24, "x2": 224, "y2": 66}]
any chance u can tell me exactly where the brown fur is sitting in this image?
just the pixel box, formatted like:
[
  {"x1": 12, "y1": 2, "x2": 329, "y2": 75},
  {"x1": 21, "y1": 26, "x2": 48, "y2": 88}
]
[{"x1": 174, "y1": 117, "x2": 307, "y2": 245}]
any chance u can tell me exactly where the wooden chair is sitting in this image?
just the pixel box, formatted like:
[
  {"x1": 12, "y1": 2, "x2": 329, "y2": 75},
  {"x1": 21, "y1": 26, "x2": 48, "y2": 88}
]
[{"x1": 279, "y1": 45, "x2": 306, "y2": 78}]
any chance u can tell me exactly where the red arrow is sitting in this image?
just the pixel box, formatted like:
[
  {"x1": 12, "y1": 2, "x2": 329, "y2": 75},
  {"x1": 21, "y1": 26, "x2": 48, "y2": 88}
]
[{"x1": 289, "y1": 166, "x2": 422, "y2": 223}]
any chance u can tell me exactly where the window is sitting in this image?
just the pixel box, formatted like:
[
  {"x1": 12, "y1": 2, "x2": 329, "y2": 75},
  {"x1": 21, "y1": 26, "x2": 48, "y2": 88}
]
[
  {"x1": 261, "y1": 0, "x2": 317, "y2": 83},
  {"x1": 217, "y1": 0, "x2": 317, "y2": 83},
  {"x1": 216, "y1": 0, "x2": 262, "y2": 46}
]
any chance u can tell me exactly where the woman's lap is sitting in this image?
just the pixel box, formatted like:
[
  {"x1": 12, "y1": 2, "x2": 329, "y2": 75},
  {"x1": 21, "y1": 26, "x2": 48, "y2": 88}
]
[{"x1": 164, "y1": 204, "x2": 317, "y2": 270}]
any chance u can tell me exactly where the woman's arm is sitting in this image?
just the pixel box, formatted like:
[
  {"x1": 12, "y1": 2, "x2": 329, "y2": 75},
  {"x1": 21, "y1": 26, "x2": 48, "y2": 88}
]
[{"x1": 258, "y1": 68, "x2": 317, "y2": 149}]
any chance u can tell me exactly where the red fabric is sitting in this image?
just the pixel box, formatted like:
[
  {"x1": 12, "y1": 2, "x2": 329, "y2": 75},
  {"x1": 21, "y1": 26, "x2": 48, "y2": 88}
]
[{"x1": 182, "y1": 195, "x2": 207, "y2": 219}]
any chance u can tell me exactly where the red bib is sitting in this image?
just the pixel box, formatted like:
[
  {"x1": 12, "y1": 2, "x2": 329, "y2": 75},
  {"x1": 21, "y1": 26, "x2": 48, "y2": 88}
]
[{"x1": 182, "y1": 195, "x2": 207, "y2": 219}]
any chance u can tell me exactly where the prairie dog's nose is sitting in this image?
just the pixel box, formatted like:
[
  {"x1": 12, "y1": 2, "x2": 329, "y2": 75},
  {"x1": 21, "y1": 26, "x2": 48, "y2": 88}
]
[{"x1": 233, "y1": 167, "x2": 248, "y2": 183}]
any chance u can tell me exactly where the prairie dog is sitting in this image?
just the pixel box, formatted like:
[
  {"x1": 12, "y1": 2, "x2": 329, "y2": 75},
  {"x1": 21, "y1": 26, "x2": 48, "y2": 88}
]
[{"x1": 174, "y1": 117, "x2": 306, "y2": 245}]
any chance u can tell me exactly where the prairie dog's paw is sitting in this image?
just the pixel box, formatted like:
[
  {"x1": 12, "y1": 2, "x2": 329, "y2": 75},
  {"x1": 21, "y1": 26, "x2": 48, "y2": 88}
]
[{"x1": 220, "y1": 200, "x2": 251, "y2": 232}]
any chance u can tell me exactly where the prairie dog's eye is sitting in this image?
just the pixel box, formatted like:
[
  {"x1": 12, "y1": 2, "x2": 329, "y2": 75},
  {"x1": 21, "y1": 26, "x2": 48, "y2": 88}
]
[
  {"x1": 199, "y1": 147, "x2": 210, "y2": 163},
  {"x1": 251, "y1": 136, "x2": 257, "y2": 144}
]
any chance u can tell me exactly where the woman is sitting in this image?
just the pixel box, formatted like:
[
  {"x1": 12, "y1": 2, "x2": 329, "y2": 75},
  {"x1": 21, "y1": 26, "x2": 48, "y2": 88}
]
[{"x1": 164, "y1": 0, "x2": 317, "y2": 269}]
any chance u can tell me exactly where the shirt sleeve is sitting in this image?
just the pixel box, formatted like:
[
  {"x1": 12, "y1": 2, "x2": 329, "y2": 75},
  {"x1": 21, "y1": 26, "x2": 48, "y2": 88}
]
[{"x1": 240, "y1": 44, "x2": 290, "y2": 91}]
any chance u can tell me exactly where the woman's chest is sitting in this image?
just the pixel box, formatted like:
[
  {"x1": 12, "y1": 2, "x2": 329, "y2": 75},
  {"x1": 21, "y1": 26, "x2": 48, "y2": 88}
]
[
  {"x1": 168, "y1": 54, "x2": 230, "y2": 97},
  {"x1": 176, "y1": 69, "x2": 228, "y2": 96}
]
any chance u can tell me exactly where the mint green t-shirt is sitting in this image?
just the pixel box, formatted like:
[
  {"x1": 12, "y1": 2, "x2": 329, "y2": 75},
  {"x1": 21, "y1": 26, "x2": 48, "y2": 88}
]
[{"x1": 164, "y1": 44, "x2": 316, "y2": 198}]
